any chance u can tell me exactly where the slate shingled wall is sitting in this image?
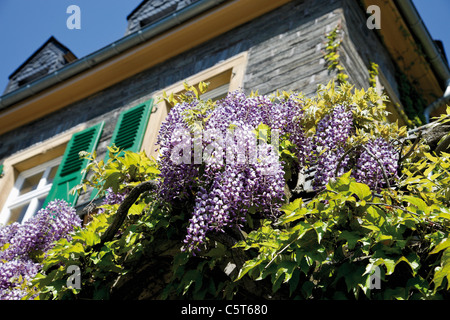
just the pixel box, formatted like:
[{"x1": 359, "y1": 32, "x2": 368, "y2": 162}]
[
  {"x1": 0, "y1": 0, "x2": 399, "y2": 181},
  {"x1": 3, "y1": 40, "x2": 73, "y2": 95}
]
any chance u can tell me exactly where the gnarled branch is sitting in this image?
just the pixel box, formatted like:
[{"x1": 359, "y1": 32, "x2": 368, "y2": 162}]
[{"x1": 99, "y1": 180, "x2": 158, "y2": 246}]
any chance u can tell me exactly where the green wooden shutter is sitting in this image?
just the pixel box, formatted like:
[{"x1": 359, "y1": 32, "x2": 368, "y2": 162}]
[
  {"x1": 90, "y1": 99, "x2": 153, "y2": 200},
  {"x1": 107, "y1": 99, "x2": 153, "y2": 159},
  {"x1": 44, "y1": 122, "x2": 104, "y2": 207}
]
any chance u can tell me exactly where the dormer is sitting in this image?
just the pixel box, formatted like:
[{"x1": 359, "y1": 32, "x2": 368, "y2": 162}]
[
  {"x1": 125, "y1": 0, "x2": 199, "y2": 35},
  {"x1": 3, "y1": 36, "x2": 77, "y2": 95}
]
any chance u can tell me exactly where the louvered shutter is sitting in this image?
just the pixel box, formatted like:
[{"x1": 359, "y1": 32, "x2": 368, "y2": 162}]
[
  {"x1": 43, "y1": 122, "x2": 104, "y2": 207},
  {"x1": 90, "y1": 99, "x2": 153, "y2": 200},
  {"x1": 107, "y1": 99, "x2": 153, "y2": 159}
]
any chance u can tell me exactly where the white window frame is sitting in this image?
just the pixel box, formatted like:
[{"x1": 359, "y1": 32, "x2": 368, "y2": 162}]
[
  {"x1": 0, "y1": 156, "x2": 62, "y2": 225},
  {"x1": 200, "y1": 83, "x2": 230, "y2": 101}
]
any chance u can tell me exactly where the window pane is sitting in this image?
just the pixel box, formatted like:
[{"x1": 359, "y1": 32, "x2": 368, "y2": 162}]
[
  {"x1": 19, "y1": 172, "x2": 43, "y2": 195},
  {"x1": 9, "y1": 203, "x2": 29, "y2": 224},
  {"x1": 211, "y1": 92, "x2": 228, "y2": 101},
  {"x1": 47, "y1": 165, "x2": 59, "y2": 184},
  {"x1": 36, "y1": 197, "x2": 47, "y2": 214}
]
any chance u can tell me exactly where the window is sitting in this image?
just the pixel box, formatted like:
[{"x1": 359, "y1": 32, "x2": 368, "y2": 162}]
[
  {"x1": 200, "y1": 83, "x2": 230, "y2": 101},
  {"x1": 141, "y1": 52, "x2": 248, "y2": 158},
  {"x1": 0, "y1": 124, "x2": 100, "y2": 225},
  {"x1": 44, "y1": 122, "x2": 104, "y2": 207},
  {"x1": 106, "y1": 99, "x2": 153, "y2": 160},
  {"x1": 0, "y1": 157, "x2": 61, "y2": 225},
  {"x1": 90, "y1": 100, "x2": 153, "y2": 201}
]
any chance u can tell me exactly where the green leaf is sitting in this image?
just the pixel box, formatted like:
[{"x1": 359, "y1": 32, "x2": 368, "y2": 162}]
[
  {"x1": 313, "y1": 220, "x2": 328, "y2": 244},
  {"x1": 236, "y1": 258, "x2": 263, "y2": 281},
  {"x1": 402, "y1": 195, "x2": 428, "y2": 213},
  {"x1": 275, "y1": 261, "x2": 297, "y2": 284},
  {"x1": 433, "y1": 267, "x2": 450, "y2": 291},
  {"x1": 336, "y1": 262, "x2": 366, "y2": 293},
  {"x1": 76, "y1": 229, "x2": 101, "y2": 247},
  {"x1": 328, "y1": 170, "x2": 352, "y2": 191},
  {"x1": 103, "y1": 171, "x2": 123, "y2": 193},
  {"x1": 349, "y1": 182, "x2": 371, "y2": 200},
  {"x1": 430, "y1": 239, "x2": 450, "y2": 255},
  {"x1": 129, "y1": 202, "x2": 147, "y2": 216},
  {"x1": 289, "y1": 268, "x2": 301, "y2": 296},
  {"x1": 182, "y1": 270, "x2": 203, "y2": 295},
  {"x1": 370, "y1": 257, "x2": 396, "y2": 275},
  {"x1": 338, "y1": 231, "x2": 360, "y2": 250},
  {"x1": 69, "y1": 242, "x2": 86, "y2": 255},
  {"x1": 280, "y1": 198, "x2": 303, "y2": 215},
  {"x1": 395, "y1": 254, "x2": 419, "y2": 276}
]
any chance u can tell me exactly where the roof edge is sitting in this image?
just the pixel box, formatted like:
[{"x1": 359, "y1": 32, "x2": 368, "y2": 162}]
[
  {"x1": 8, "y1": 36, "x2": 76, "y2": 80},
  {"x1": 0, "y1": 0, "x2": 226, "y2": 112},
  {"x1": 394, "y1": 0, "x2": 450, "y2": 89}
]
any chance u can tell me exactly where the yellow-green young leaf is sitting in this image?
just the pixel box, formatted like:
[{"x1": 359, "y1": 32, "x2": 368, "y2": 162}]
[
  {"x1": 424, "y1": 153, "x2": 438, "y2": 163},
  {"x1": 374, "y1": 258, "x2": 396, "y2": 275},
  {"x1": 74, "y1": 229, "x2": 101, "y2": 247},
  {"x1": 349, "y1": 182, "x2": 372, "y2": 200},
  {"x1": 146, "y1": 166, "x2": 160, "y2": 175},
  {"x1": 129, "y1": 202, "x2": 147, "y2": 216},
  {"x1": 361, "y1": 222, "x2": 380, "y2": 233},
  {"x1": 438, "y1": 211, "x2": 450, "y2": 221},
  {"x1": 70, "y1": 242, "x2": 86, "y2": 255},
  {"x1": 328, "y1": 170, "x2": 352, "y2": 191},
  {"x1": 280, "y1": 198, "x2": 303, "y2": 217},
  {"x1": 198, "y1": 81, "x2": 209, "y2": 94},
  {"x1": 423, "y1": 163, "x2": 436, "y2": 177},
  {"x1": 236, "y1": 259, "x2": 263, "y2": 281},
  {"x1": 402, "y1": 195, "x2": 428, "y2": 213},
  {"x1": 433, "y1": 248, "x2": 450, "y2": 291},
  {"x1": 430, "y1": 239, "x2": 450, "y2": 255}
]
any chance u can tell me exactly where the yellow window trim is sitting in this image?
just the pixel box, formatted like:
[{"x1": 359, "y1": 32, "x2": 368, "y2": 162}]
[
  {"x1": 0, "y1": 124, "x2": 86, "y2": 214},
  {"x1": 0, "y1": 0, "x2": 290, "y2": 136},
  {"x1": 142, "y1": 51, "x2": 248, "y2": 158}
]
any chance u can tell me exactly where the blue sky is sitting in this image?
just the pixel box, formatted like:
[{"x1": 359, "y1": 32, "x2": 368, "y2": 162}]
[{"x1": 0, "y1": 1, "x2": 449, "y2": 95}]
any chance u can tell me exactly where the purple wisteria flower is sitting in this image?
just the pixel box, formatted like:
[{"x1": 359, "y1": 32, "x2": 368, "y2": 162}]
[
  {"x1": 353, "y1": 137, "x2": 399, "y2": 190},
  {"x1": 157, "y1": 91, "x2": 304, "y2": 254},
  {"x1": 312, "y1": 105, "x2": 354, "y2": 187},
  {"x1": 311, "y1": 105, "x2": 398, "y2": 190},
  {"x1": 102, "y1": 187, "x2": 128, "y2": 205},
  {"x1": 0, "y1": 199, "x2": 81, "y2": 300}
]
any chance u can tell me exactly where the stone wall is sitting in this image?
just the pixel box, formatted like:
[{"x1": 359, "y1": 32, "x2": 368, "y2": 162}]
[{"x1": 0, "y1": 0, "x2": 401, "y2": 201}]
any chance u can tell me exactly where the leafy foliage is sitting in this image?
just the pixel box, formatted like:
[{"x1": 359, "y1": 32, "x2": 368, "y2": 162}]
[
  {"x1": 0, "y1": 200, "x2": 81, "y2": 299},
  {"x1": 323, "y1": 25, "x2": 348, "y2": 85},
  {"x1": 28, "y1": 149, "x2": 167, "y2": 300},
  {"x1": 24, "y1": 79, "x2": 450, "y2": 300},
  {"x1": 235, "y1": 171, "x2": 450, "y2": 299}
]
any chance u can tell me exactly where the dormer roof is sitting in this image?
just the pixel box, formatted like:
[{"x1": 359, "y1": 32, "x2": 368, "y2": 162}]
[
  {"x1": 4, "y1": 36, "x2": 77, "y2": 95},
  {"x1": 125, "y1": 0, "x2": 200, "y2": 35}
]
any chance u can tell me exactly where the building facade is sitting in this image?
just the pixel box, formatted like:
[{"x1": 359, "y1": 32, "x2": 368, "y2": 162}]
[{"x1": 0, "y1": 0, "x2": 449, "y2": 225}]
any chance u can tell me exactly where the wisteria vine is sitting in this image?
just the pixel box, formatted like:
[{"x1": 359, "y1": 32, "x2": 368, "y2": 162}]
[
  {"x1": 157, "y1": 89, "x2": 399, "y2": 254},
  {"x1": 0, "y1": 200, "x2": 81, "y2": 300}
]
